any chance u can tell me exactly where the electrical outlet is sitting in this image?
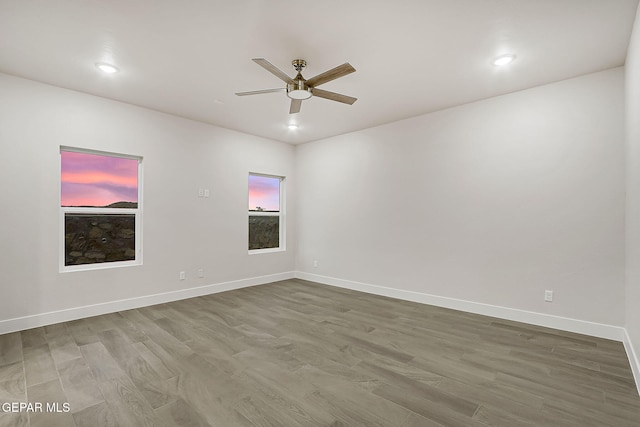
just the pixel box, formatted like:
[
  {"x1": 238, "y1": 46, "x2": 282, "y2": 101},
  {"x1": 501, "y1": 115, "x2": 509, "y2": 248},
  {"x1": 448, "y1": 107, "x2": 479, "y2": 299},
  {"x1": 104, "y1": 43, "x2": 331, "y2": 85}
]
[
  {"x1": 179, "y1": 271, "x2": 186, "y2": 280},
  {"x1": 198, "y1": 188, "x2": 204, "y2": 197},
  {"x1": 204, "y1": 189, "x2": 210, "y2": 198},
  {"x1": 198, "y1": 269, "x2": 204, "y2": 278},
  {"x1": 313, "y1": 260, "x2": 318, "y2": 268},
  {"x1": 544, "y1": 290, "x2": 553, "y2": 302}
]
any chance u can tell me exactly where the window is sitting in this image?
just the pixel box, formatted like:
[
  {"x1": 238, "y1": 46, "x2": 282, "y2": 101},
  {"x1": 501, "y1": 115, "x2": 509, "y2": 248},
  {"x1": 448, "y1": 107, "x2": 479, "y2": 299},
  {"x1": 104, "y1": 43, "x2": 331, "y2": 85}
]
[
  {"x1": 60, "y1": 147, "x2": 142, "y2": 271},
  {"x1": 248, "y1": 173, "x2": 284, "y2": 252}
]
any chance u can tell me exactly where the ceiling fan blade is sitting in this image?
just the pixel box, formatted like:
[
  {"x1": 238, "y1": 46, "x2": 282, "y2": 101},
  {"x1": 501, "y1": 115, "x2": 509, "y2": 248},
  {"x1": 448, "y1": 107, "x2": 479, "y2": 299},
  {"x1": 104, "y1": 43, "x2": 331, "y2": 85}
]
[
  {"x1": 235, "y1": 88, "x2": 285, "y2": 96},
  {"x1": 252, "y1": 58, "x2": 294, "y2": 84},
  {"x1": 306, "y1": 63, "x2": 356, "y2": 87},
  {"x1": 289, "y1": 99, "x2": 302, "y2": 114},
  {"x1": 311, "y1": 88, "x2": 357, "y2": 105}
]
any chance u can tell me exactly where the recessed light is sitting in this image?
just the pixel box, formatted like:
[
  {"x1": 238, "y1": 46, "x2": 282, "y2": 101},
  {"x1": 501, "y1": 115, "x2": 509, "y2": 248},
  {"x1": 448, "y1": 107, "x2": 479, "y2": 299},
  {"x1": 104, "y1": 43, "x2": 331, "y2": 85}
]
[
  {"x1": 95, "y1": 62, "x2": 119, "y2": 74},
  {"x1": 493, "y1": 54, "x2": 516, "y2": 66},
  {"x1": 287, "y1": 123, "x2": 298, "y2": 130}
]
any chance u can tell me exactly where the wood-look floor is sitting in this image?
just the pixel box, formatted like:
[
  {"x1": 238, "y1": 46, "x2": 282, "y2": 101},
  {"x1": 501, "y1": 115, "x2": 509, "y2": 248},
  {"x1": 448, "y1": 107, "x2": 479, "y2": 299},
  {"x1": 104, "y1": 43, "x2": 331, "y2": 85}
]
[{"x1": 0, "y1": 279, "x2": 639, "y2": 426}]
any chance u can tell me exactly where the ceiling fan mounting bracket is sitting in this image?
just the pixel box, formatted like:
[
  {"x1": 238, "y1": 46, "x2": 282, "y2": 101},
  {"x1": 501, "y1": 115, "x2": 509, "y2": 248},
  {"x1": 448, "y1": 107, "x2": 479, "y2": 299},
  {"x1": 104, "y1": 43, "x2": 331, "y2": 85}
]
[{"x1": 291, "y1": 59, "x2": 307, "y2": 73}]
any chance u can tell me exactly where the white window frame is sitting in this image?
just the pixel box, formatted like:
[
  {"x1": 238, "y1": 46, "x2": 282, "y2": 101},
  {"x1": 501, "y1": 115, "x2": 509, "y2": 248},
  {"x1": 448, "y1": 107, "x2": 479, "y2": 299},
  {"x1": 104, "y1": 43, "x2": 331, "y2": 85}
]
[
  {"x1": 248, "y1": 173, "x2": 285, "y2": 254},
  {"x1": 59, "y1": 146, "x2": 143, "y2": 272}
]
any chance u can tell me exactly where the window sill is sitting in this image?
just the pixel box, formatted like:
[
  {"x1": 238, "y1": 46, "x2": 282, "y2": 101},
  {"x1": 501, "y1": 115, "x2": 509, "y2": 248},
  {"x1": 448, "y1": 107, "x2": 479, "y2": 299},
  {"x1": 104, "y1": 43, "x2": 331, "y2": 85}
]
[
  {"x1": 248, "y1": 247, "x2": 286, "y2": 255},
  {"x1": 60, "y1": 259, "x2": 142, "y2": 273}
]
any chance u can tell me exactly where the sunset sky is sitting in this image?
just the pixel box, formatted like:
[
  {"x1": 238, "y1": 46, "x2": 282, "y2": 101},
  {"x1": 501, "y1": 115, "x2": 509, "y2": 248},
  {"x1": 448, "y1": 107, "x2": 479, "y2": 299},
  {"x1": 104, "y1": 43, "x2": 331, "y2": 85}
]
[
  {"x1": 249, "y1": 175, "x2": 280, "y2": 211},
  {"x1": 61, "y1": 151, "x2": 138, "y2": 207}
]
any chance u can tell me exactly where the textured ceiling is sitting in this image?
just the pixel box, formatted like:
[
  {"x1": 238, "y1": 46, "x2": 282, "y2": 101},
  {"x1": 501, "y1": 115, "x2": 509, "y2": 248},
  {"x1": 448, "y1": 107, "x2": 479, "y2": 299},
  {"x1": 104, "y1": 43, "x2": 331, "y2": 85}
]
[{"x1": 0, "y1": 0, "x2": 637, "y2": 144}]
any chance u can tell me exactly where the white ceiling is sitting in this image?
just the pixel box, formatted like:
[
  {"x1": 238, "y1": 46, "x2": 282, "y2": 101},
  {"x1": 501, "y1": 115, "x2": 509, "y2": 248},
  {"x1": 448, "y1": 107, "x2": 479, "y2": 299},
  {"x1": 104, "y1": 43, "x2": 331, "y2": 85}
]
[{"x1": 0, "y1": 0, "x2": 637, "y2": 144}]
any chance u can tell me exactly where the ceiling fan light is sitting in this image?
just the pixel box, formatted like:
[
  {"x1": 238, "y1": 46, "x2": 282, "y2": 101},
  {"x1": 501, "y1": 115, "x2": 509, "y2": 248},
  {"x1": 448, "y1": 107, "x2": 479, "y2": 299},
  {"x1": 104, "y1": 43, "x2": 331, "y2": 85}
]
[{"x1": 287, "y1": 88, "x2": 312, "y2": 100}]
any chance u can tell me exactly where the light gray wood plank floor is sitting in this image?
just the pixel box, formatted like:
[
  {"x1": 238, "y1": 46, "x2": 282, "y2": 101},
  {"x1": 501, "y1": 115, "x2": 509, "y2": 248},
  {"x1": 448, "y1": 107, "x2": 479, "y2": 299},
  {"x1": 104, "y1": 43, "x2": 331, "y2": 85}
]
[{"x1": 0, "y1": 279, "x2": 638, "y2": 426}]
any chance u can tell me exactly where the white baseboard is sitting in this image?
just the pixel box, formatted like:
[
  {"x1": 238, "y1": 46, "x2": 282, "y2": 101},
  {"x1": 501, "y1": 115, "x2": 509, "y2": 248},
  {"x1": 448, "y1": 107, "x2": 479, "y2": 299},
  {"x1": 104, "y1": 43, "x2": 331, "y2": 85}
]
[
  {"x1": 0, "y1": 271, "x2": 295, "y2": 335},
  {"x1": 295, "y1": 271, "x2": 626, "y2": 342},
  {"x1": 623, "y1": 329, "x2": 640, "y2": 396}
]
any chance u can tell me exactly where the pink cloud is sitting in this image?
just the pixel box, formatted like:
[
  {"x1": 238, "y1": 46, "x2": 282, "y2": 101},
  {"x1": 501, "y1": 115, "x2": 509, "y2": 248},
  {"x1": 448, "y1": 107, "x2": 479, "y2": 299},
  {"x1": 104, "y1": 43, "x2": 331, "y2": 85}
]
[
  {"x1": 61, "y1": 151, "x2": 138, "y2": 207},
  {"x1": 249, "y1": 175, "x2": 280, "y2": 211}
]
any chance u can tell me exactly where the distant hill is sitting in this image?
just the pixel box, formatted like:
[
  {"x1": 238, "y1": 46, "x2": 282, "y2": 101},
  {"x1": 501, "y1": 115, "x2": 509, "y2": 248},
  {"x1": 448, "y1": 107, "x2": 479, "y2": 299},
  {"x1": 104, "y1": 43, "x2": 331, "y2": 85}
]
[
  {"x1": 105, "y1": 201, "x2": 138, "y2": 208},
  {"x1": 62, "y1": 201, "x2": 138, "y2": 208}
]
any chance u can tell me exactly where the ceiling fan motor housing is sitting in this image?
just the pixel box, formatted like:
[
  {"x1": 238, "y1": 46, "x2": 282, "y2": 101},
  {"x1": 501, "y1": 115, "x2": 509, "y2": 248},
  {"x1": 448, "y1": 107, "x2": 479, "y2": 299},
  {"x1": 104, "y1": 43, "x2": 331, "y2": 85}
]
[{"x1": 287, "y1": 80, "x2": 312, "y2": 100}]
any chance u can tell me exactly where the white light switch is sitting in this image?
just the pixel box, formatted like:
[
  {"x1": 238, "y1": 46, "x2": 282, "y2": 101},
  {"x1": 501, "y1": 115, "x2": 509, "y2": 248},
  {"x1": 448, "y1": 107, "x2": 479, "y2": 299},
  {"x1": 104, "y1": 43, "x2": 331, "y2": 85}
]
[{"x1": 544, "y1": 290, "x2": 553, "y2": 302}]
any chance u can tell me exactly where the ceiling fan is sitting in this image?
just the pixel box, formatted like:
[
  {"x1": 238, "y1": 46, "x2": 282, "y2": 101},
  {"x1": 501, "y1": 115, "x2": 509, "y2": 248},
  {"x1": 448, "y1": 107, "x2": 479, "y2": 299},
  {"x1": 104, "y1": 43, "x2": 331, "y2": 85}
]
[{"x1": 235, "y1": 58, "x2": 357, "y2": 114}]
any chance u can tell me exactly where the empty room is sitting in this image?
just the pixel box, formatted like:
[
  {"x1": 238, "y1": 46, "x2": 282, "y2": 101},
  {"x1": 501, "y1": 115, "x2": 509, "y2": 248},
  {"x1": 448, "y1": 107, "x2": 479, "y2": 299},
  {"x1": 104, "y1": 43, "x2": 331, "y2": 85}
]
[{"x1": 2, "y1": 0, "x2": 640, "y2": 426}]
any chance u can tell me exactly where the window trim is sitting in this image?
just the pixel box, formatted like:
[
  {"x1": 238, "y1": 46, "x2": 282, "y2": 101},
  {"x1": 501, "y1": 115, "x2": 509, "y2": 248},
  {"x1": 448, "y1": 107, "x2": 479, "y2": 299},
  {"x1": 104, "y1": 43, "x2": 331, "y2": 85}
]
[
  {"x1": 59, "y1": 146, "x2": 143, "y2": 272},
  {"x1": 248, "y1": 173, "x2": 285, "y2": 254}
]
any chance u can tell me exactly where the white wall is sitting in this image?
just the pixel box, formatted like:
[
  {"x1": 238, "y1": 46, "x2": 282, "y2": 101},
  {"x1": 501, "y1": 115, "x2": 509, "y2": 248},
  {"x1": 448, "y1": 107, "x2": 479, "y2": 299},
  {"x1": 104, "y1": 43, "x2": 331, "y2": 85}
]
[
  {"x1": 625, "y1": 3, "x2": 640, "y2": 386},
  {"x1": 0, "y1": 63, "x2": 630, "y2": 345},
  {"x1": 0, "y1": 73, "x2": 296, "y2": 330},
  {"x1": 297, "y1": 68, "x2": 625, "y2": 329}
]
